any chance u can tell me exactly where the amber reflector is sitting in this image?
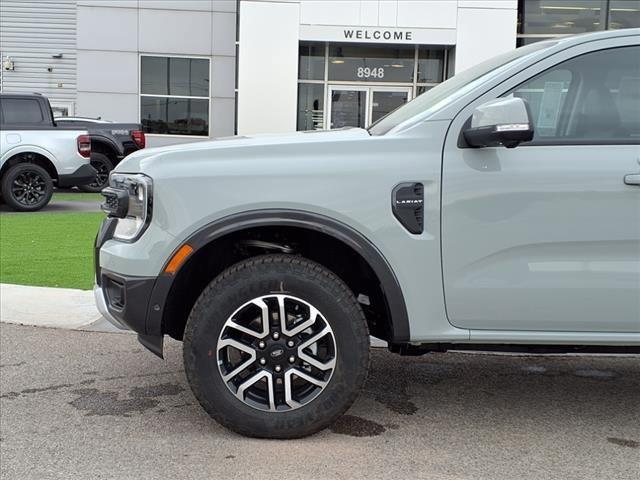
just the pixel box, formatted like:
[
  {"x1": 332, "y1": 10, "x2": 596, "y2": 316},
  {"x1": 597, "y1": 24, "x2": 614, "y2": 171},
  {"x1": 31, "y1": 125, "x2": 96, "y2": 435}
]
[{"x1": 164, "y1": 244, "x2": 194, "y2": 274}]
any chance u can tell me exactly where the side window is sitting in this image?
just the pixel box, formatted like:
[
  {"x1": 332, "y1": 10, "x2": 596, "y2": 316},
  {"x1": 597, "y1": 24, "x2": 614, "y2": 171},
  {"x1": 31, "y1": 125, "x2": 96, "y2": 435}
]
[
  {"x1": 507, "y1": 45, "x2": 640, "y2": 144},
  {"x1": 0, "y1": 98, "x2": 45, "y2": 125}
]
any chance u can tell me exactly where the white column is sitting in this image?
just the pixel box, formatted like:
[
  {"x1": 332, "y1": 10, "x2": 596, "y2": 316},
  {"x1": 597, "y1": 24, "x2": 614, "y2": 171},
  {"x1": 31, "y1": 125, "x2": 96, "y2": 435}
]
[
  {"x1": 237, "y1": 0, "x2": 301, "y2": 135},
  {"x1": 454, "y1": 0, "x2": 518, "y2": 74}
]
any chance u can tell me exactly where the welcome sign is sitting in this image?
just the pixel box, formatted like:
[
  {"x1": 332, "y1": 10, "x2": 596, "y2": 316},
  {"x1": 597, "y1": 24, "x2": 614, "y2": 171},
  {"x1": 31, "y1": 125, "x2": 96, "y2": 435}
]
[
  {"x1": 343, "y1": 28, "x2": 414, "y2": 42},
  {"x1": 300, "y1": 25, "x2": 456, "y2": 45}
]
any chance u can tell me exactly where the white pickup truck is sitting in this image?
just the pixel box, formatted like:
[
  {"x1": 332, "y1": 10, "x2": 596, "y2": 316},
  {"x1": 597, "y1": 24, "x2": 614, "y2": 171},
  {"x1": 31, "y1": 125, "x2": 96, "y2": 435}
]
[{"x1": 0, "y1": 93, "x2": 96, "y2": 211}]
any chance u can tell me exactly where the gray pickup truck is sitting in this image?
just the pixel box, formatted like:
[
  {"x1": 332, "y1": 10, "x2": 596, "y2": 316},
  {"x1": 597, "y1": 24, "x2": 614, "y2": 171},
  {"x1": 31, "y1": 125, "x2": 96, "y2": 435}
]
[{"x1": 95, "y1": 29, "x2": 640, "y2": 438}]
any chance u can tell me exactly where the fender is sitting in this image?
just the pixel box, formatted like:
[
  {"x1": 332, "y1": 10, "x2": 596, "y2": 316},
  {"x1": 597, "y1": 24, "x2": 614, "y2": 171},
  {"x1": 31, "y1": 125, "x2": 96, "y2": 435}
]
[
  {"x1": 0, "y1": 144, "x2": 56, "y2": 170},
  {"x1": 91, "y1": 135, "x2": 124, "y2": 157},
  {"x1": 146, "y1": 209, "x2": 410, "y2": 344}
]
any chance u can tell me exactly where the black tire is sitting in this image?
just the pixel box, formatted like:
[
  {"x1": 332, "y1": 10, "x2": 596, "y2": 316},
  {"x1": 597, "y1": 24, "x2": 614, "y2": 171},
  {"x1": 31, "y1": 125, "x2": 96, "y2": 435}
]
[
  {"x1": 183, "y1": 254, "x2": 370, "y2": 439},
  {"x1": 1, "y1": 163, "x2": 53, "y2": 212},
  {"x1": 79, "y1": 153, "x2": 113, "y2": 193}
]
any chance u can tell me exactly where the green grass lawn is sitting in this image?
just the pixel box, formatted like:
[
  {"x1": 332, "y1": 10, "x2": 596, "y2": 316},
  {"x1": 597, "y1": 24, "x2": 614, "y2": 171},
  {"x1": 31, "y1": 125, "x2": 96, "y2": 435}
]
[
  {"x1": 0, "y1": 212, "x2": 105, "y2": 290},
  {"x1": 52, "y1": 192, "x2": 103, "y2": 202}
]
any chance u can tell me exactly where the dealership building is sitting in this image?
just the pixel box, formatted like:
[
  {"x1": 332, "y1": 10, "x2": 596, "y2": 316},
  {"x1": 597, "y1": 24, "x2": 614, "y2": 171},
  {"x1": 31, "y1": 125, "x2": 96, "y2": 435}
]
[{"x1": 1, "y1": 0, "x2": 638, "y2": 146}]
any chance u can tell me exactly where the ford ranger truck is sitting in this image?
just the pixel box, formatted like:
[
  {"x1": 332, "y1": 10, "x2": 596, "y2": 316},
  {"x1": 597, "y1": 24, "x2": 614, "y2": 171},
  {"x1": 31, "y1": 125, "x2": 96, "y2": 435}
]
[
  {"x1": 0, "y1": 93, "x2": 94, "y2": 211},
  {"x1": 95, "y1": 29, "x2": 640, "y2": 438}
]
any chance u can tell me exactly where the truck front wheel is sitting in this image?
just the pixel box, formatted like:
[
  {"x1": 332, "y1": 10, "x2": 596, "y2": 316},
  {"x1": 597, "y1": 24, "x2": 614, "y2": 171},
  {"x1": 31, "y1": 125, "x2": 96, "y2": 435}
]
[
  {"x1": 183, "y1": 254, "x2": 370, "y2": 438},
  {"x1": 1, "y1": 163, "x2": 53, "y2": 212}
]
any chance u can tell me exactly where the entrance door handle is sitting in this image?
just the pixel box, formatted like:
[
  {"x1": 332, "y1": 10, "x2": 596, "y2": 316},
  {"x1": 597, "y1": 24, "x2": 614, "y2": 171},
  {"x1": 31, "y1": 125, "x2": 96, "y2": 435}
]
[{"x1": 624, "y1": 173, "x2": 640, "y2": 186}]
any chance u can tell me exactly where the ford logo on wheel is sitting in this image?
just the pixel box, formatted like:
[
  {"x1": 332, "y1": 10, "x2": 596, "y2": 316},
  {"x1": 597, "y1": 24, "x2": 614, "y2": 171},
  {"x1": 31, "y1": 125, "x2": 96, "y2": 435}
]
[{"x1": 270, "y1": 348, "x2": 284, "y2": 358}]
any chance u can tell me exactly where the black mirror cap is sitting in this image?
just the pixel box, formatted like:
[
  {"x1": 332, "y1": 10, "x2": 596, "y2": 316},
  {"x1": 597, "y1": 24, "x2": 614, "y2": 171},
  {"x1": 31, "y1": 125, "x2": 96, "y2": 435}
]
[{"x1": 463, "y1": 123, "x2": 534, "y2": 149}]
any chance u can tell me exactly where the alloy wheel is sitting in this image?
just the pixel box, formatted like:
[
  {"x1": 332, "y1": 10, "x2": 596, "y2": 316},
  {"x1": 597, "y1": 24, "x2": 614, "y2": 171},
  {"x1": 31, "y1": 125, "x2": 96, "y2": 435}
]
[
  {"x1": 11, "y1": 170, "x2": 46, "y2": 206},
  {"x1": 217, "y1": 294, "x2": 337, "y2": 412},
  {"x1": 89, "y1": 159, "x2": 109, "y2": 189}
]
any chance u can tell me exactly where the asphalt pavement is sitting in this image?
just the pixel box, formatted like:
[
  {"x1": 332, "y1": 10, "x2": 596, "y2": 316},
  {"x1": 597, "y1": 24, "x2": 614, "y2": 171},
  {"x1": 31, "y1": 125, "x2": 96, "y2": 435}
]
[
  {"x1": 0, "y1": 191, "x2": 101, "y2": 214},
  {"x1": 1, "y1": 323, "x2": 638, "y2": 480}
]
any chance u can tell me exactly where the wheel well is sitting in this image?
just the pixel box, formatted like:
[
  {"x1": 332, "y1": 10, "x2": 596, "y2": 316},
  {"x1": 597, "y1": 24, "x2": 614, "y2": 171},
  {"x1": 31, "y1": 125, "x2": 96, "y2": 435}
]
[
  {"x1": 91, "y1": 140, "x2": 118, "y2": 165},
  {"x1": 162, "y1": 226, "x2": 395, "y2": 343},
  {"x1": 0, "y1": 152, "x2": 58, "y2": 183}
]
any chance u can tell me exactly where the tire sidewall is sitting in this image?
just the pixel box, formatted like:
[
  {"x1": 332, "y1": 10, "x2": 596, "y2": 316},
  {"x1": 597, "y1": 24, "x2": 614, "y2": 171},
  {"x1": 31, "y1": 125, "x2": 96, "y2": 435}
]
[
  {"x1": 183, "y1": 257, "x2": 369, "y2": 438},
  {"x1": 1, "y1": 163, "x2": 53, "y2": 212}
]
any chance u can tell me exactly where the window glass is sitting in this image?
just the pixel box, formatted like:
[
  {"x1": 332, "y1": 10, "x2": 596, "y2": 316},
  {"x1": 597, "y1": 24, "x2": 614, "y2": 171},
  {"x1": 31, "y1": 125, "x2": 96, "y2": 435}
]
[
  {"x1": 141, "y1": 56, "x2": 168, "y2": 95},
  {"x1": 141, "y1": 56, "x2": 209, "y2": 96},
  {"x1": 519, "y1": 0, "x2": 605, "y2": 35},
  {"x1": 299, "y1": 42, "x2": 325, "y2": 81},
  {"x1": 517, "y1": 36, "x2": 556, "y2": 47},
  {"x1": 141, "y1": 97, "x2": 209, "y2": 136},
  {"x1": 513, "y1": 69, "x2": 573, "y2": 137},
  {"x1": 0, "y1": 98, "x2": 44, "y2": 124},
  {"x1": 417, "y1": 48, "x2": 445, "y2": 83},
  {"x1": 297, "y1": 83, "x2": 325, "y2": 131},
  {"x1": 330, "y1": 89, "x2": 366, "y2": 128},
  {"x1": 416, "y1": 85, "x2": 434, "y2": 96},
  {"x1": 608, "y1": 0, "x2": 640, "y2": 29},
  {"x1": 508, "y1": 46, "x2": 640, "y2": 142},
  {"x1": 328, "y1": 44, "x2": 415, "y2": 83},
  {"x1": 371, "y1": 91, "x2": 409, "y2": 124},
  {"x1": 140, "y1": 56, "x2": 210, "y2": 136}
]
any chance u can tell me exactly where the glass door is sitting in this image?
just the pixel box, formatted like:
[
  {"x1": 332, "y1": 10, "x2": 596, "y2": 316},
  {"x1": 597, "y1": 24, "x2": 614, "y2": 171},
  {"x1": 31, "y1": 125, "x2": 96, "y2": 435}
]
[
  {"x1": 369, "y1": 87, "x2": 412, "y2": 124},
  {"x1": 328, "y1": 86, "x2": 368, "y2": 129},
  {"x1": 327, "y1": 86, "x2": 412, "y2": 129}
]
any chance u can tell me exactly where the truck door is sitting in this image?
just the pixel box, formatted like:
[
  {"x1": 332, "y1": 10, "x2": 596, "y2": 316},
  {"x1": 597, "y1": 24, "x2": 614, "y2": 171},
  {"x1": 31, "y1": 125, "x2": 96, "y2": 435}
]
[{"x1": 441, "y1": 41, "x2": 640, "y2": 333}]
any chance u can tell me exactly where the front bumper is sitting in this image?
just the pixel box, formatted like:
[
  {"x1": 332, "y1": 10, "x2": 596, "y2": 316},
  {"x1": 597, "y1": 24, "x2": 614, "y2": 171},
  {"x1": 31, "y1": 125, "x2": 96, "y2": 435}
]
[
  {"x1": 58, "y1": 163, "x2": 97, "y2": 187},
  {"x1": 94, "y1": 217, "x2": 165, "y2": 358},
  {"x1": 94, "y1": 284, "x2": 127, "y2": 330}
]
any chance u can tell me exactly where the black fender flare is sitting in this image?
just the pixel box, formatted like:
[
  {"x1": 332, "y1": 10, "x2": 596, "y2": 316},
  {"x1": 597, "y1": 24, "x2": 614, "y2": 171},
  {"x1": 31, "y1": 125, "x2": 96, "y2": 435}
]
[
  {"x1": 91, "y1": 135, "x2": 123, "y2": 159},
  {"x1": 146, "y1": 209, "x2": 410, "y2": 346}
]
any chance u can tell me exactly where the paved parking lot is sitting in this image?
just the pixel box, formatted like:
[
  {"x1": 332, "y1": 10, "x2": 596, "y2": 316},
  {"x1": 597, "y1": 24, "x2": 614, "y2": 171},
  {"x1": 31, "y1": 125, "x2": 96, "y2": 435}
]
[{"x1": 1, "y1": 323, "x2": 638, "y2": 480}]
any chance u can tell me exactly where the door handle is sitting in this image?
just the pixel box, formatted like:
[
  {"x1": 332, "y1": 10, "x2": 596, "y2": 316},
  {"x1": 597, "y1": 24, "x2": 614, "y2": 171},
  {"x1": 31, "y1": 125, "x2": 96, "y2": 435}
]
[{"x1": 624, "y1": 173, "x2": 640, "y2": 186}]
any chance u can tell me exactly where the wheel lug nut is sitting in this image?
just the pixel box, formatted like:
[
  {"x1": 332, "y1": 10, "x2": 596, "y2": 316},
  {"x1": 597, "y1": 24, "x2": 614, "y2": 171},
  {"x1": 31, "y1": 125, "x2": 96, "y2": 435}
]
[
  {"x1": 287, "y1": 340, "x2": 294, "y2": 348},
  {"x1": 258, "y1": 341, "x2": 266, "y2": 349},
  {"x1": 259, "y1": 358, "x2": 266, "y2": 366},
  {"x1": 275, "y1": 365, "x2": 282, "y2": 373},
  {"x1": 288, "y1": 356, "x2": 295, "y2": 364},
  {"x1": 272, "y1": 332, "x2": 280, "y2": 340}
]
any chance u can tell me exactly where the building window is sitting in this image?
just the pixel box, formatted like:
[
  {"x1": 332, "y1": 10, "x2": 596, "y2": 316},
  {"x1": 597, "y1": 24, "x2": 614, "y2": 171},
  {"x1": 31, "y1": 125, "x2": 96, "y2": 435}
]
[
  {"x1": 140, "y1": 56, "x2": 210, "y2": 136},
  {"x1": 299, "y1": 42, "x2": 325, "y2": 81},
  {"x1": 517, "y1": 0, "x2": 640, "y2": 46},
  {"x1": 297, "y1": 83, "x2": 325, "y2": 131},
  {"x1": 609, "y1": 0, "x2": 640, "y2": 29},
  {"x1": 297, "y1": 42, "x2": 450, "y2": 131},
  {"x1": 328, "y1": 44, "x2": 415, "y2": 83}
]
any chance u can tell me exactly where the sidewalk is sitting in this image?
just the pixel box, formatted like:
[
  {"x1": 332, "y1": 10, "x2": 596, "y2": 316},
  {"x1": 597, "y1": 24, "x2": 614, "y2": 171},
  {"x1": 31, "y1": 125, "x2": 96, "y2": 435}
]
[{"x1": 0, "y1": 283, "x2": 123, "y2": 333}]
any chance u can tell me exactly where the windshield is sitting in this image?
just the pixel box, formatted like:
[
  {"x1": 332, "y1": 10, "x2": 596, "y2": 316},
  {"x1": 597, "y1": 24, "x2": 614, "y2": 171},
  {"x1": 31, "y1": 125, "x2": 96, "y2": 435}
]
[{"x1": 368, "y1": 41, "x2": 556, "y2": 135}]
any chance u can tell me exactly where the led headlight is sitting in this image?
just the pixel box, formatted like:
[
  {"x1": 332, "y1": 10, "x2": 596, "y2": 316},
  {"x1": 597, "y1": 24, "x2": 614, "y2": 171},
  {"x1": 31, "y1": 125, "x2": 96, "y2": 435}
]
[{"x1": 101, "y1": 173, "x2": 153, "y2": 242}]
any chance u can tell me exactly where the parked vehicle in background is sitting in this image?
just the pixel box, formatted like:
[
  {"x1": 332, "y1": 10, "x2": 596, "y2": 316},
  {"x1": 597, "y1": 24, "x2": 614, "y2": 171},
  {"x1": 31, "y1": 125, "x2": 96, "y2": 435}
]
[
  {"x1": 0, "y1": 93, "x2": 94, "y2": 211},
  {"x1": 55, "y1": 117, "x2": 145, "y2": 192},
  {"x1": 95, "y1": 29, "x2": 640, "y2": 438}
]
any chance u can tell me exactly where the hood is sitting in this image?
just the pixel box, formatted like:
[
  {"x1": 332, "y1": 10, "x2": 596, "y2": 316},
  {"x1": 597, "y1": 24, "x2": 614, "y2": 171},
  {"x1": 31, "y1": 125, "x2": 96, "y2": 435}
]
[{"x1": 116, "y1": 128, "x2": 370, "y2": 173}]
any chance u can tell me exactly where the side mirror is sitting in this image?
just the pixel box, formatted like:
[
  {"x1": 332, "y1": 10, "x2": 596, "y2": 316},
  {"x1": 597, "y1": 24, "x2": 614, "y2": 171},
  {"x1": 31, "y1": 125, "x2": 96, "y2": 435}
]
[{"x1": 463, "y1": 97, "x2": 534, "y2": 149}]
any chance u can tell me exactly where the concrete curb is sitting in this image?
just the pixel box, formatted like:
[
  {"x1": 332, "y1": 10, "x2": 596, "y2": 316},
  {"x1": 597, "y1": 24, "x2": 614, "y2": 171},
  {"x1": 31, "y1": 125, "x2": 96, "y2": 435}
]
[
  {"x1": 0, "y1": 283, "x2": 388, "y2": 345},
  {"x1": 0, "y1": 283, "x2": 124, "y2": 333}
]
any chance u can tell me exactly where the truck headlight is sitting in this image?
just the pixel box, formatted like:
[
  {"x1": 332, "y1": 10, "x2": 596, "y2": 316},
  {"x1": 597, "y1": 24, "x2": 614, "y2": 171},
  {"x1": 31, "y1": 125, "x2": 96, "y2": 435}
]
[{"x1": 101, "y1": 173, "x2": 153, "y2": 242}]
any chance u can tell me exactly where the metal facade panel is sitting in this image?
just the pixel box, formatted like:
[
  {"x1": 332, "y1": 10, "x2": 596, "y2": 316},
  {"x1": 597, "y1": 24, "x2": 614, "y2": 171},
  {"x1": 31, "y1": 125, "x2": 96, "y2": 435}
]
[{"x1": 0, "y1": 0, "x2": 77, "y2": 111}]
